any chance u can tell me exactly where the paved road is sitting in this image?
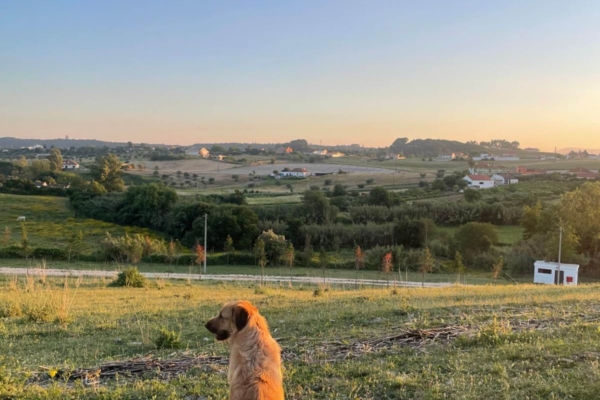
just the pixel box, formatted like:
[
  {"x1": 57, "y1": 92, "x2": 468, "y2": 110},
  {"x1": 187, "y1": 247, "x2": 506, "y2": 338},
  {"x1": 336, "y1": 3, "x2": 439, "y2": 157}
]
[{"x1": 0, "y1": 267, "x2": 452, "y2": 288}]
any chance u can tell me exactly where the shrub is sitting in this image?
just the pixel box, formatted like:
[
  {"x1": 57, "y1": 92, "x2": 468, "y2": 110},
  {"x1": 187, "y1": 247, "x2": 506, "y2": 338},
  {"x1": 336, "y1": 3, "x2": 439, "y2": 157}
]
[
  {"x1": 155, "y1": 328, "x2": 181, "y2": 349},
  {"x1": 110, "y1": 267, "x2": 147, "y2": 288},
  {"x1": 0, "y1": 299, "x2": 22, "y2": 318},
  {"x1": 21, "y1": 296, "x2": 54, "y2": 323}
]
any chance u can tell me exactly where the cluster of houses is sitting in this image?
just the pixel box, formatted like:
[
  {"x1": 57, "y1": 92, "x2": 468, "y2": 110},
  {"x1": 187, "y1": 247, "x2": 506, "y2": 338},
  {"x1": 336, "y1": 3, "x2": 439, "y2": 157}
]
[
  {"x1": 463, "y1": 166, "x2": 600, "y2": 189},
  {"x1": 463, "y1": 174, "x2": 518, "y2": 189}
]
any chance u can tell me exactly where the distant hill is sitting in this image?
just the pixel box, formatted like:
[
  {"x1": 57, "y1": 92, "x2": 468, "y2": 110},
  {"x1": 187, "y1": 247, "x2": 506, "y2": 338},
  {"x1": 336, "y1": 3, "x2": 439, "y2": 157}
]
[
  {"x1": 390, "y1": 138, "x2": 486, "y2": 156},
  {"x1": 0, "y1": 137, "x2": 173, "y2": 149},
  {"x1": 558, "y1": 148, "x2": 600, "y2": 155}
]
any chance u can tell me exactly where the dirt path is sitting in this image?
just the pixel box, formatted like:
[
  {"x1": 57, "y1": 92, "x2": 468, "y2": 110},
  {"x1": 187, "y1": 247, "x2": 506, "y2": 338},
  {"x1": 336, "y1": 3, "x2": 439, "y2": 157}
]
[{"x1": 0, "y1": 267, "x2": 452, "y2": 288}]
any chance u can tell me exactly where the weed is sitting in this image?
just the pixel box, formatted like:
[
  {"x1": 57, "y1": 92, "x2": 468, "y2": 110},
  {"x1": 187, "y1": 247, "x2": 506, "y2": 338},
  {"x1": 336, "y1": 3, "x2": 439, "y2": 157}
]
[
  {"x1": 21, "y1": 294, "x2": 54, "y2": 323},
  {"x1": 110, "y1": 267, "x2": 147, "y2": 288},
  {"x1": 0, "y1": 299, "x2": 22, "y2": 318},
  {"x1": 155, "y1": 328, "x2": 181, "y2": 349},
  {"x1": 155, "y1": 278, "x2": 166, "y2": 290}
]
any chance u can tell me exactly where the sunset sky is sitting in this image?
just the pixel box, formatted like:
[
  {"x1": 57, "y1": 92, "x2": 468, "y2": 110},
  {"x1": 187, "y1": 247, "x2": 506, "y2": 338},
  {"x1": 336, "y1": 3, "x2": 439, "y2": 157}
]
[{"x1": 2, "y1": 1, "x2": 600, "y2": 150}]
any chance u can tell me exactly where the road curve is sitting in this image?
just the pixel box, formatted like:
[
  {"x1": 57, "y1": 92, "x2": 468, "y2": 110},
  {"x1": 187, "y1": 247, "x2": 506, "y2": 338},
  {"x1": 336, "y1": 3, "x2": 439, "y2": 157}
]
[{"x1": 0, "y1": 267, "x2": 452, "y2": 288}]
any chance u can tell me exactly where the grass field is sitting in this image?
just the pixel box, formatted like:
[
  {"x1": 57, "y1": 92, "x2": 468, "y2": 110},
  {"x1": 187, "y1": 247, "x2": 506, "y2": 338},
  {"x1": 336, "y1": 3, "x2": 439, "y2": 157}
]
[
  {"x1": 0, "y1": 194, "x2": 161, "y2": 252},
  {"x1": 0, "y1": 258, "x2": 515, "y2": 285},
  {"x1": 2, "y1": 277, "x2": 600, "y2": 399},
  {"x1": 438, "y1": 225, "x2": 525, "y2": 246}
]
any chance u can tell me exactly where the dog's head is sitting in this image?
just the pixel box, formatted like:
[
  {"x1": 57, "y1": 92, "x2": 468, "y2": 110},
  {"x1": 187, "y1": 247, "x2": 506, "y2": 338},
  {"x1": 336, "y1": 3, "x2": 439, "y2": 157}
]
[{"x1": 204, "y1": 300, "x2": 257, "y2": 341}]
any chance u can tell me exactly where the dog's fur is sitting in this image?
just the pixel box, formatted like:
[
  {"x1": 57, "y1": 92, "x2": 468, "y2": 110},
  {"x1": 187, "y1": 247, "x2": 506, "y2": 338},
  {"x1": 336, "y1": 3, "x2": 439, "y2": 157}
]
[{"x1": 205, "y1": 300, "x2": 284, "y2": 400}]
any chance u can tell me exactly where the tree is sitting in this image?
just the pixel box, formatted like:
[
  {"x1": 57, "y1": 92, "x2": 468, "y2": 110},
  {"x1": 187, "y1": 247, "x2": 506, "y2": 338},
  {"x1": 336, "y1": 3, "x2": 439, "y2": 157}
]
[
  {"x1": 303, "y1": 234, "x2": 313, "y2": 268},
  {"x1": 545, "y1": 226, "x2": 582, "y2": 264},
  {"x1": 48, "y1": 148, "x2": 63, "y2": 172},
  {"x1": 2, "y1": 226, "x2": 11, "y2": 246},
  {"x1": 257, "y1": 230, "x2": 287, "y2": 266},
  {"x1": 467, "y1": 158, "x2": 476, "y2": 170},
  {"x1": 521, "y1": 201, "x2": 542, "y2": 239},
  {"x1": 194, "y1": 244, "x2": 205, "y2": 277},
  {"x1": 117, "y1": 184, "x2": 178, "y2": 229},
  {"x1": 20, "y1": 224, "x2": 31, "y2": 260},
  {"x1": 167, "y1": 239, "x2": 177, "y2": 266},
  {"x1": 559, "y1": 182, "x2": 600, "y2": 257},
  {"x1": 90, "y1": 153, "x2": 125, "y2": 192},
  {"x1": 431, "y1": 179, "x2": 447, "y2": 192},
  {"x1": 332, "y1": 184, "x2": 347, "y2": 197},
  {"x1": 463, "y1": 189, "x2": 482, "y2": 203},
  {"x1": 254, "y1": 238, "x2": 267, "y2": 286},
  {"x1": 283, "y1": 242, "x2": 295, "y2": 283},
  {"x1": 491, "y1": 256, "x2": 504, "y2": 279},
  {"x1": 29, "y1": 159, "x2": 51, "y2": 178},
  {"x1": 224, "y1": 235, "x2": 234, "y2": 265},
  {"x1": 381, "y1": 252, "x2": 393, "y2": 286},
  {"x1": 453, "y1": 251, "x2": 466, "y2": 283},
  {"x1": 15, "y1": 156, "x2": 28, "y2": 169},
  {"x1": 354, "y1": 245, "x2": 364, "y2": 288},
  {"x1": 319, "y1": 248, "x2": 329, "y2": 284},
  {"x1": 66, "y1": 230, "x2": 84, "y2": 262},
  {"x1": 288, "y1": 139, "x2": 309, "y2": 152},
  {"x1": 153, "y1": 170, "x2": 159, "y2": 178},
  {"x1": 369, "y1": 187, "x2": 392, "y2": 207},
  {"x1": 390, "y1": 137, "x2": 409, "y2": 153},
  {"x1": 454, "y1": 222, "x2": 499, "y2": 257},
  {"x1": 303, "y1": 189, "x2": 332, "y2": 224},
  {"x1": 419, "y1": 248, "x2": 434, "y2": 287}
]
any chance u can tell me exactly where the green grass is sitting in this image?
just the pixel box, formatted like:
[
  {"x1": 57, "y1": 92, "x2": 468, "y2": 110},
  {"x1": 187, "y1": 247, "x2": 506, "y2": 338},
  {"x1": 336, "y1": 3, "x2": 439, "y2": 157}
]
[
  {"x1": 2, "y1": 277, "x2": 600, "y2": 399},
  {"x1": 246, "y1": 194, "x2": 303, "y2": 205},
  {"x1": 0, "y1": 194, "x2": 161, "y2": 253},
  {"x1": 438, "y1": 225, "x2": 525, "y2": 245}
]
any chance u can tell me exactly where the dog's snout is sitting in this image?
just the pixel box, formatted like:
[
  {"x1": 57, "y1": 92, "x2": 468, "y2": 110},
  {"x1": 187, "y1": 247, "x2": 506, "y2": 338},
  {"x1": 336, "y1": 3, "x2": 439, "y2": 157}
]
[{"x1": 205, "y1": 319, "x2": 216, "y2": 333}]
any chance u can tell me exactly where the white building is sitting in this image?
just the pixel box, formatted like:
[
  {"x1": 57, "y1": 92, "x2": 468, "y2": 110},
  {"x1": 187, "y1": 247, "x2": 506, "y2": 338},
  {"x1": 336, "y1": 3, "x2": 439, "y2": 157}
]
[
  {"x1": 533, "y1": 261, "x2": 579, "y2": 285},
  {"x1": 436, "y1": 152, "x2": 456, "y2": 161},
  {"x1": 492, "y1": 174, "x2": 519, "y2": 185},
  {"x1": 280, "y1": 168, "x2": 310, "y2": 178},
  {"x1": 463, "y1": 174, "x2": 495, "y2": 189},
  {"x1": 473, "y1": 153, "x2": 520, "y2": 161},
  {"x1": 62, "y1": 160, "x2": 80, "y2": 170}
]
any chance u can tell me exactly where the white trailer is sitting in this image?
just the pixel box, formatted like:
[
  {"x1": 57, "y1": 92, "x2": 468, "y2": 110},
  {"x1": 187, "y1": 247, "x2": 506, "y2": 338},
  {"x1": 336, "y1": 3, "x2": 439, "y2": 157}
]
[{"x1": 533, "y1": 261, "x2": 579, "y2": 286}]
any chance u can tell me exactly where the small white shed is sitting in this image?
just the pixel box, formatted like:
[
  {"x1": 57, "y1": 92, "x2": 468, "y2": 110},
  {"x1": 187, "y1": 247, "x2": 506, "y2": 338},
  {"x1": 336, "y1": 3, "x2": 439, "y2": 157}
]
[{"x1": 533, "y1": 261, "x2": 579, "y2": 285}]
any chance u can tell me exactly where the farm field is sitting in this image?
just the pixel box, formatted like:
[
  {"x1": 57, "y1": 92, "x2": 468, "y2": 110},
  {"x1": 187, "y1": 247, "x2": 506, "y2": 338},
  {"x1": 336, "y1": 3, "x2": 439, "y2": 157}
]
[
  {"x1": 0, "y1": 194, "x2": 161, "y2": 252},
  {"x1": 2, "y1": 278, "x2": 600, "y2": 399},
  {"x1": 438, "y1": 225, "x2": 525, "y2": 246}
]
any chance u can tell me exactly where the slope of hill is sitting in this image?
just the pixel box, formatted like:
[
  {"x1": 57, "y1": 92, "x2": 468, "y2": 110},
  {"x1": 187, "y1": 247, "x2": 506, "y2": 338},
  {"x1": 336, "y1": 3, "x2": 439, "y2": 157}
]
[{"x1": 0, "y1": 137, "x2": 171, "y2": 149}]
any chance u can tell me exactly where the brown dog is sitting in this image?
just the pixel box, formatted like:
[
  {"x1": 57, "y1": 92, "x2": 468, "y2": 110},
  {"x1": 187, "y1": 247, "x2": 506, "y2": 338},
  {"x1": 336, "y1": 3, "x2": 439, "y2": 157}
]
[{"x1": 205, "y1": 300, "x2": 284, "y2": 400}]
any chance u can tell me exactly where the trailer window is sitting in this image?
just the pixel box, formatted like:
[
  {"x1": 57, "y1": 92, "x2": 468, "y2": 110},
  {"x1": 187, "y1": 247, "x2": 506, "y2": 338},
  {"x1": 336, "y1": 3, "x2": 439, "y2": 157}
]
[{"x1": 538, "y1": 268, "x2": 552, "y2": 274}]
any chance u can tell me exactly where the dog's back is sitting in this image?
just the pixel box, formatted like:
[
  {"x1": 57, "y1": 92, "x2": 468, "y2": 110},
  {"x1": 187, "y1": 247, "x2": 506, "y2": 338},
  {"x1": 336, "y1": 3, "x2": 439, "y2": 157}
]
[{"x1": 228, "y1": 306, "x2": 284, "y2": 400}]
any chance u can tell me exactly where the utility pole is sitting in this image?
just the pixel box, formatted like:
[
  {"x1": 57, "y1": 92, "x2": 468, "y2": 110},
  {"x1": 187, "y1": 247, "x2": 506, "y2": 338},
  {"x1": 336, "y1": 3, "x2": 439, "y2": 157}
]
[
  {"x1": 204, "y1": 213, "x2": 208, "y2": 274},
  {"x1": 557, "y1": 226, "x2": 563, "y2": 285}
]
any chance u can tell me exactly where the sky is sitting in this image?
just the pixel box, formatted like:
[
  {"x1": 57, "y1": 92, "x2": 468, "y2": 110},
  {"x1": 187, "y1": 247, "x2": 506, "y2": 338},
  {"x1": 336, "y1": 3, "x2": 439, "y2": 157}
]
[{"x1": 1, "y1": 1, "x2": 600, "y2": 151}]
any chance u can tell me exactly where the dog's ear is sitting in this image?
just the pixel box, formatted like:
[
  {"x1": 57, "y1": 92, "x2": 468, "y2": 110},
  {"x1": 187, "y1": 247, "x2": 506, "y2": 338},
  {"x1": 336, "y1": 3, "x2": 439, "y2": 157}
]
[{"x1": 234, "y1": 305, "x2": 249, "y2": 331}]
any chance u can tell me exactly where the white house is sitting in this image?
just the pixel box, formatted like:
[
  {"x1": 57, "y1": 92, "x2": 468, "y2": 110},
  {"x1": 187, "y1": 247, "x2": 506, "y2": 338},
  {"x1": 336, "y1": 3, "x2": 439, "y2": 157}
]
[
  {"x1": 492, "y1": 174, "x2": 519, "y2": 185},
  {"x1": 463, "y1": 174, "x2": 495, "y2": 189},
  {"x1": 62, "y1": 160, "x2": 80, "y2": 170},
  {"x1": 436, "y1": 152, "x2": 455, "y2": 161},
  {"x1": 473, "y1": 153, "x2": 520, "y2": 161},
  {"x1": 280, "y1": 168, "x2": 310, "y2": 178},
  {"x1": 533, "y1": 261, "x2": 579, "y2": 285}
]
